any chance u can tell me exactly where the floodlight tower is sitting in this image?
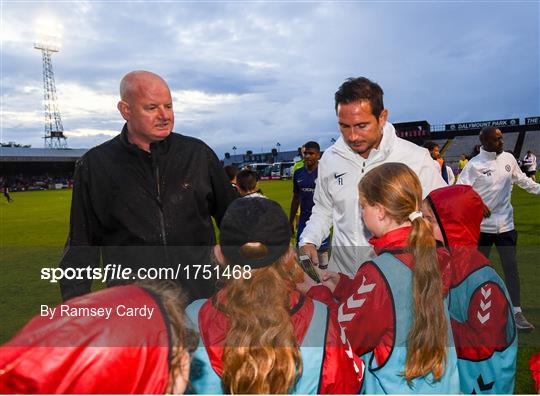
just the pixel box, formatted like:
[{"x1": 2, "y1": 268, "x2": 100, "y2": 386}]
[{"x1": 34, "y1": 37, "x2": 67, "y2": 148}]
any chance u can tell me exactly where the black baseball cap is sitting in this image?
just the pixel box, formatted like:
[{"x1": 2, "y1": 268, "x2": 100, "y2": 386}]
[{"x1": 220, "y1": 198, "x2": 291, "y2": 268}]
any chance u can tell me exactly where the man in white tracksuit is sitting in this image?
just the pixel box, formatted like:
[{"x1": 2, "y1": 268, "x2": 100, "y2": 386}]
[
  {"x1": 299, "y1": 77, "x2": 445, "y2": 276},
  {"x1": 522, "y1": 150, "x2": 537, "y2": 181},
  {"x1": 458, "y1": 126, "x2": 540, "y2": 332}
]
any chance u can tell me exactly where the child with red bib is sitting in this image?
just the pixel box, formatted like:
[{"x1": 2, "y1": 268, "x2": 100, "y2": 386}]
[
  {"x1": 186, "y1": 197, "x2": 363, "y2": 394},
  {"x1": 423, "y1": 184, "x2": 517, "y2": 393},
  {"x1": 0, "y1": 281, "x2": 197, "y2": 394},
  {"x1": 303, "y1": 163, "x2": 459, "y2": 394}
]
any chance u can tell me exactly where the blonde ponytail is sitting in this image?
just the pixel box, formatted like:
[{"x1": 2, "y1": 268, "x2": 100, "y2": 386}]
[
  {"x1": 359, "y1": 163, "x2": 447, "y2": 383},
  {"x1": 406, "y1": 216, "x2": 447, "y2": 382}
]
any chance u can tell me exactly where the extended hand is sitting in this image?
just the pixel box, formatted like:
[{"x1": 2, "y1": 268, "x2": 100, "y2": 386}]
[
  {"x1": 320, "y1": 270, "x2": 340, "y2": 293},
  {"x1": 299, "y1": 243, "x2": 319, "y2": 266}
]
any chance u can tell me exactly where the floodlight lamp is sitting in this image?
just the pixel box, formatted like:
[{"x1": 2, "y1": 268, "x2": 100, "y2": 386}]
[
  {"x1": 34, "y1": 16, "x2": 63, "y2": 51},
  {"x1": 34, "y1": 39, "x2": 61, "y2": 52}
]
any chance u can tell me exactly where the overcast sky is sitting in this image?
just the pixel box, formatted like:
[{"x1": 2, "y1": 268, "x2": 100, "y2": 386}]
[{"x1": 2, "y1": 1, "x2": 539, "y2": 157}]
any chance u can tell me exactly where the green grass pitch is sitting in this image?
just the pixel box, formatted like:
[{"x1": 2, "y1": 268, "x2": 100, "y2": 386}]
[{"x1": 0, "y1": 181, "x2": 538, "y2": 393}]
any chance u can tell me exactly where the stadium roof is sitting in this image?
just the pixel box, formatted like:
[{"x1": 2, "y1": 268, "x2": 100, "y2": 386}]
[{"x1": 0, "y1": 147, "x2": 88, "y2": 162}]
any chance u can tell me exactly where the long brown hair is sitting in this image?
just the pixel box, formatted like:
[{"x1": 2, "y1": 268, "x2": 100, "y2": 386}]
[
  {"x1": 138, "y1": 280, "x2": 199, "y2": 393},
  {"x1": 217, "y1": 247, "x2": 305, "y2": 394},
  {"x1": 358, "y1": 163, "x2": 447, "y2": 383}
]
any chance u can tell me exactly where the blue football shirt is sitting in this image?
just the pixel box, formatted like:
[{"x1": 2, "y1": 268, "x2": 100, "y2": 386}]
[{"x1": 293, "y1": 166, "x2": 329, "y2": 250}]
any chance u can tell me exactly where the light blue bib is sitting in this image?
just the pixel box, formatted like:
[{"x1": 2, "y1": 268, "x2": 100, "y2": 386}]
[
  {"x1": 448, "y1": 265, "x2": 517, "y2": 394},
  {"x1": 185, "y1": 298, "x2": 327, "y2": 394},
  {"x1": 361, "y1": 253, "x2": 460, "y2": 394}
]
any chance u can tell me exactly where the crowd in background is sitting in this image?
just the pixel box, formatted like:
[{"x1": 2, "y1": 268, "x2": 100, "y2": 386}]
[{"x1": 0, "y1": 174, "x2": 73, "y2": 192}]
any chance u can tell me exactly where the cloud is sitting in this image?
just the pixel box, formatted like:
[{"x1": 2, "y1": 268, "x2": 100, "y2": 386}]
[
  {"x1": 65, "y1": 128, "x2": 117, "y2": 138},
  {"x1": 1, "y1": 1, "x2": 538, "y2": 156},
  {"x1": 57, "y1": 83, "x2": 118, "y2": 119},
  {"x1": 174, "y1": 89, "x2": 247, "y2": 109}
]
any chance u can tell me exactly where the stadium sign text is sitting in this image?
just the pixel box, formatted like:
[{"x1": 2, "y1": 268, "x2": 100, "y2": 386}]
[
  {"x1": 393, "y1": 120, "x2": 430, "y2": 138},
  {"x1": 525, "y1": 117, "x2": 540, "y2": 126},
  {"x1": 445, "y1": 118, "x2": 519, "y2": 131}
]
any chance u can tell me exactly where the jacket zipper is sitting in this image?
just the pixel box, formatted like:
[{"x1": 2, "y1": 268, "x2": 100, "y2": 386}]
[{"x1": 152, "y1": 150, "x2": 168, "y2": 246}]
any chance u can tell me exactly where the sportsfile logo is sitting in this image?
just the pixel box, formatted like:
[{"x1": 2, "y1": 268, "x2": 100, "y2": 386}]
[
  {"x1": 40, "y1": 263, "x2": 252, "y2": 283},
  {"x1": 40, "y1": 264, "x2": 183, "y2": 283}
]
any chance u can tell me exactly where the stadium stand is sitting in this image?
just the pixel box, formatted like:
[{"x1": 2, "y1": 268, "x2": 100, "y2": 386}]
[
  {"x1": 501, "y1": 132, "x2": 520, "y2": 154},
  {"x1": 442, "y1": 135, "x2": 481, "y2": 163},
  {"x1": 443, "y1": 132, "x2": 519, "y2": 164},
  {"x1": 0, "y1": 147, "x2": 87, "y2": 191}
]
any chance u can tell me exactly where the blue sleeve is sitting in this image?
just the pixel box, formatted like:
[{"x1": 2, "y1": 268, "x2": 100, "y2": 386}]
[{"x1": 293, "y1": 169, "x2": 300, "y2": 194}]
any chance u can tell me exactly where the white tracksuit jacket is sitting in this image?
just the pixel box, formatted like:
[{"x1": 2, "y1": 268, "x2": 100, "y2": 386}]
[
  {"x1": 523, "y1": 153, "x2": 537, "y2": 172},
  {"x1": 458, "y1": 147, "x2": 540, "y2": 234},
  {"x1": 299, "y1": 122, "x2": 446, "y2": 276}
]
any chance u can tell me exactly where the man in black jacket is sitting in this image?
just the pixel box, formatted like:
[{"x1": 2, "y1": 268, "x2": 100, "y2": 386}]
[{"x1": 59, "y1": 70, "x2": 236, "y2": 301}]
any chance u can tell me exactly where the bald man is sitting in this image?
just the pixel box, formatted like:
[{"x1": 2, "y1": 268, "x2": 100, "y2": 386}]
[{"x1": 59, "y1": 71, "x2": 236, "y2": 302}]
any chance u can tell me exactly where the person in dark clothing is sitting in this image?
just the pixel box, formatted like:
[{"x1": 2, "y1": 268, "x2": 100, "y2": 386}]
[
  {"x1": 289, "y1": 141, "x2": 329, "y2": 267},
  {"x1": 223, "y1": 164, "x2": 240, "y2": 195},
  {"x1": 236, "y1": 169, "x2": 264, "y2": 197},
  {"x1": 3, "y1": 187, "x2": 13, "y2": 203},
  {"x1": 59, "y1": 70, "x2": 236, "y2": 302},
  {"x1": 423, "y1": 141, "x2": 449, "y2": 184},
  {"x1": 2, "y1": 177, "x2": 13, "y2": 203}
]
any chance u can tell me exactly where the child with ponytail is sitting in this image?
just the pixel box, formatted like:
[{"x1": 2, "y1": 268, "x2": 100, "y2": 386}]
[
  {"x1": 186, "y1": 197, "x2": 362, "y2": 394},
  {"x1": 304, "y1": 162, "x2": 460, "y2": 394}
]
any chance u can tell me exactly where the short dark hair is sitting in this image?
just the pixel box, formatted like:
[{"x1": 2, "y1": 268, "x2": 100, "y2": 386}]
[
  {"x1": 224, "y1": 165, "x2": 238, "y2": 182},
  {"x1": 479, "y1": 126, "x2": 499, "y2": 144},
  {"x1": 422, "y1": 141, "x2": 439, "y2": 152},
  {"x1": 236, "y1": 169, "x2": 257, "y2": 192},
  {"x1": 303, "y1": 141, "x2": 320, "y2": 151},
  {"x1": 334, "y1": 77, "x2": 384, "y2": 118}
]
